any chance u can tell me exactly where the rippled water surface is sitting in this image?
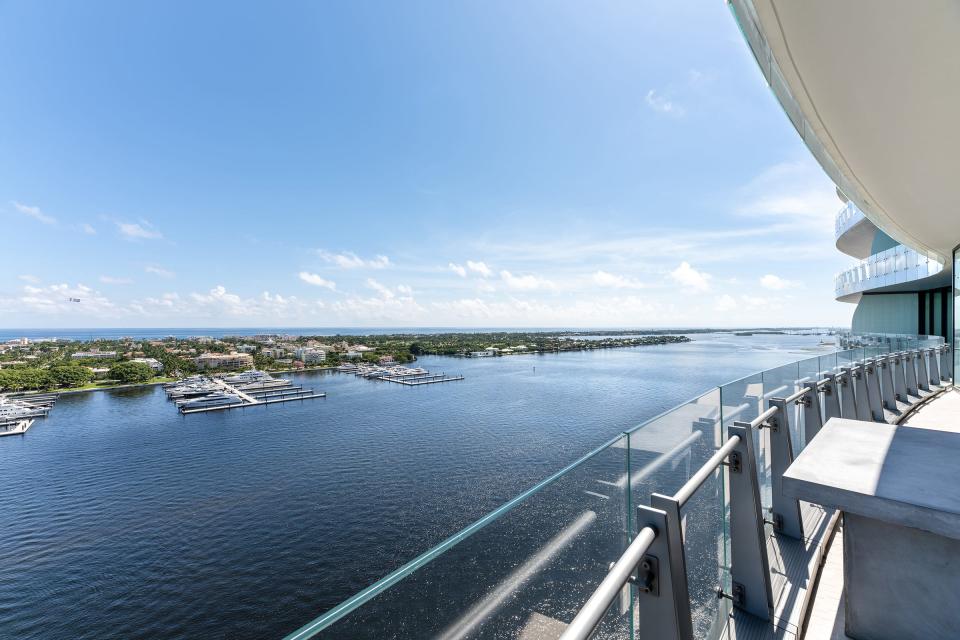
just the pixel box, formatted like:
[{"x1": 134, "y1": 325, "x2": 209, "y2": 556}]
[{"x1": 0, "y1": 333, "x2": 832, "y2": 639}]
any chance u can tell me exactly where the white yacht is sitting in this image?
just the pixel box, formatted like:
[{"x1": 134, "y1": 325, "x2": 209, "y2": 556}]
[{"x1": 176, "y1": 392, "x2": 242, "y2": 409}]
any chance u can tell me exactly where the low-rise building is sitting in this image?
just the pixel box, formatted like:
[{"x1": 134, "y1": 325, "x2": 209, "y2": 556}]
[
  {"x1": 130, "y1": 357, "x2": 163, "y2": 372},
  {"x1": 192, "y1": 352, "x2": 254, "y2": 371},
  {"x1": 72, "y1": 349, "x2": 118, "y2": 359},
  {"x1": 236, "y1": 344, "x2": 257, "y2": 353},
  {"x1": 261, "y1": 347, "x2": 286, "y2": 359},
  {"x1": 293, "y1": 348, "x2": 326, "y2": 364}
]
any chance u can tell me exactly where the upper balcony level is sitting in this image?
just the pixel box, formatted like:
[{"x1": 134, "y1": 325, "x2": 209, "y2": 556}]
[
  {"x1": 835, "y1": 243, "x2": 945, "y2": 303},
  {"x1": 834, "y1": 202, "x2": 878, "y2": 260}
]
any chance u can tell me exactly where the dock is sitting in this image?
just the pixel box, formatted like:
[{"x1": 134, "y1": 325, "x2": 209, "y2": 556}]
[
  {"x1": 179, "y1": 392, "x2": 327, "y2": 414},
  {"x1": 0, "y1": 393, "x2": 59, "y2": 436},
  {"x1": 166, "y1": 371, "x2": 326, "y2": 414},
  {"x1": 0, "y1": 419, "x2": 36, "y2": 436},
  {"x1": 376, "y1": 373, "x2": 465, "y2": 386},
  {"x1": 345, "y1": 363, "x2": 465, "y2": 386}
]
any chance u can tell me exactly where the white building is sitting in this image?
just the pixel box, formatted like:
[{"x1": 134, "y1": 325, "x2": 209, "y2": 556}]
[
  {"x1": 71, "y1": 350, "x2": 117, "y2": 359},
  {"x1": 293, "y1": 348, "x2": 326, "y2": 364},
  {"x1": 130, "y1": 357, "x2": 163, "y2": 372}
]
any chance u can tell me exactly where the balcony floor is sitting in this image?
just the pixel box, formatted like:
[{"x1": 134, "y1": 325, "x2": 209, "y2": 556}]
[{"x1": 802, "y1": 385, "x2": 959, "y2": 640}]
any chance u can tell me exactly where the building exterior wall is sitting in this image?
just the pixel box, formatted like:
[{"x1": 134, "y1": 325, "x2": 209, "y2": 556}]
[{"x1": 852, "y1": 294, "x2": 918, "y2": 334}]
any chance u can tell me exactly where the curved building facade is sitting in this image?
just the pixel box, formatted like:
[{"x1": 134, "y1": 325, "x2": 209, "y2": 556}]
[{"x1": 834, "y1": 202, "x2": 951, "y2": 338}]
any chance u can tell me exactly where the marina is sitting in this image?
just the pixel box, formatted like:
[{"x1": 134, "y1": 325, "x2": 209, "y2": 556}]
[
  {"x1": 164, "y1": 371, "x2": 325, "y2": 414},
  {"x1": 0, "y1": 393, "x2": 59, "y2": 436},
  {"x1": 338, "y1": 363, "x2": 465, "y2": 386}
]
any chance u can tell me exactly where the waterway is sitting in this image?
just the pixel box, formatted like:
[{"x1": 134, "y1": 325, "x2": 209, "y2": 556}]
[{"x1": 0, "y1": 332, "x2": 832, "y2": 639}]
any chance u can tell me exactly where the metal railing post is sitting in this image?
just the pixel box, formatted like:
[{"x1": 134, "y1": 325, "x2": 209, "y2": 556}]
[
  {"x1": 941, "y1": 344, "x2": 953, "y2": 381},
  {"x1": 767, "y1": 399, "x2": 803, "y2": 540},
  {"x1": 917, "y1": 349, "x2": 931, "y2": 391},
  {"x1": 838, "y1": 369, "x2": 858, "y2": 418},
  {"x1": 853, "y1": 363, "x2": 871, "y2": 420},
  {"x1": 864, "y1": 360, "x2": 885, "y2": 421},
  {"x1": 822, "y1": 373, "x2": 842, "y2": 421},
  {"x1": 728, "y1": 422, "x2": 774, "y2": 621},
  {"x1": 905, "y1": 351, "x2": 920, "y2": 397},
  {"x1": 893, "y1": 353, "x2": 910, "y2": 404},
  {"x1": 879, "y1": 355, "x2": 897, "y2": 412},
  {"x1": 801, "y1": 381, "x2": 824, "y2": 443},
  {"x1": 635, "y1": 501, "x2": 691, "y2": 640},
  {"x1": 929, "y1": 348, "x2": 942, "y2": 386}
]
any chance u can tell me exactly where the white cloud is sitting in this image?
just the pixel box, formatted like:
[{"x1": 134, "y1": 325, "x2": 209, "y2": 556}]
[
  {"x1": 81, "y1": 223, "x2": 97, "y2": 235},
  {"x1": 298, "y1": 272, "x2": 337, "y2": 290},
  {"x1": 116, "y1": 220, "x2": 163, "y2": 240},
  {"x1": 145, "y1": 265, "x2": 175, "y2": 278},
  {"x1": 759, "y1": 274, "x2": 799, "y2": 290},
  {"x1": 467, "y1": 260, "x2": 493, "y2": 277},
  {"x1": 12, "y1": 201, "x2": 56, "y2": 225},
  {"x1": 18, "y1": 274, "x2": 40, "y2": 283},
  {"x1": 669, "y1": 261, "x2": 711, "y2": 292},
  {"x1": 318, "y1": 250, "x2": 390, "y2": 269},
  {"x1": 366, "y1": 278, "x2": 395, "y2": 299},
  {"x1": 714, "y1": 294, "x2": 737, "y2": 312},
  {"x1": 397, "y1": 284, "x2": 413, "y2": 295},
  {"x1": 448, "y1": 262, "x2": 467, "y2": 277},
  {"x1": 736, "y1": 160, "x2": 839, "y2": 229},
  {"x1": 592, "y1": 270, "x2": 645, "y2": 290},
  {"x1": 645, "y1": 90, "x2": 684, "y2": 116},
  {"x1": 99, "y1": 275, "x2": 133, "y2": 285},
  {"x1": 500, "y1": 270, "x2": 555, "y2": 291},
  {"x1": 0, "y1": 282, "x2": 121, "y2": 318}
]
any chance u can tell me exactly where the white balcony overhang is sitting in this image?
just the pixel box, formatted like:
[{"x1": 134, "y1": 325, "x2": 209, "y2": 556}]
[
  {"x1": 835, "y1": 203, "x2": 876, "y2": 260},
  {"x1": 730, "y1": 0, "x2": 960, "y2": 263}
]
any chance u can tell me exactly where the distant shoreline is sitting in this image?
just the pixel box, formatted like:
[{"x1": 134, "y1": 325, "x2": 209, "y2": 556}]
[{"x1": 0, "y1": 326, "x2": 838, "y2": 342}]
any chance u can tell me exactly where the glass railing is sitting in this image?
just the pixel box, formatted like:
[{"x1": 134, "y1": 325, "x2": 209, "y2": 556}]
[
  {"x1": 835, "y1": 244, "x2": 944, "y2": 298},
  {"x1": 834, "y1": 201, "x2": 865, "y2": 241},
  {"x1": 837, "y1": 332, "x2": 945, "y2": 351},
  {"x1": 284, "y1": 338, "x2": 948, "y2": 640}
]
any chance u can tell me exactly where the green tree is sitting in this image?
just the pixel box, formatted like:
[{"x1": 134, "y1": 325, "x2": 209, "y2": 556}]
[
  {"x1": 49, "y1": 365, "x2": 93, "y2": 388},
  {"x1": 0, "y1": 368, "x2": 55, "y2": 391},
  {"x1": 409, "y1": 342, "x2": 423, "y2": 356},
  {"x1": 108, "y1": 361, "x2": 154, "y2": 384}
]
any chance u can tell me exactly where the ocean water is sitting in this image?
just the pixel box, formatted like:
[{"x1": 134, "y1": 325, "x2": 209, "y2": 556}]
[{"x1": 0, "y1": 332, "x2": 832, "y2": 639}]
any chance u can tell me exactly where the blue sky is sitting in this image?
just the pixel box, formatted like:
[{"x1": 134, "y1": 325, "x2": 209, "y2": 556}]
[{"x1": 0, "y1": 1, "x2": 854, "y2": 328}]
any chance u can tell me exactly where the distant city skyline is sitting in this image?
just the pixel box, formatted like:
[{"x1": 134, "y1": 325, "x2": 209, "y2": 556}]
[{"x1": 1, "y1": 1, "x2": 854, "y2": 328}]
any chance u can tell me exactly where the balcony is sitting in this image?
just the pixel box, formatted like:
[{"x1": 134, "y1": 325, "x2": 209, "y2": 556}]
[
  {"x1": 834, "y1": 244, "x2": 945, "y2": 302},
  {"x1": 834, "y1": 202, "x2": 876, "y2": 259},
  {"x1": 282, "y1": 337, "x2": 951, "y2": 640}
]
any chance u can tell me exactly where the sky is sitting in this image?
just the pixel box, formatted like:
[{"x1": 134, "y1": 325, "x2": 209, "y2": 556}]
[{"x1": 0, "y1": 1, "x2": 856, "y2": 329}]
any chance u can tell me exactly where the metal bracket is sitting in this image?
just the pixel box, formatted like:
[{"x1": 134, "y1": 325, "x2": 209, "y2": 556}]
[
  {"x1": 717, "y1": 582, "x2": 745, "y2": 608},
  {"x1": 759, "y1": 416, "x2": 779, "y2": 432},
  {"x1": 795, "y1": 395, "x2": 811, "y2": 408},
  {"x1": 764, "y1": 513, "x2": 784, "y2": 532},
  {"x1": 725, "y1": 450, "x2": 742, "y2": 473},
  {"x1": 630, "y1": 554, "x2": 660, "y2": 596}
]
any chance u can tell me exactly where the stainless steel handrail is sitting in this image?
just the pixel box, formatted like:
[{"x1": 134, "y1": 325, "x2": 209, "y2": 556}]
[
  {"x1": 558, "y1": 526, "x2": 657, "y2": 640},
  {"x1": 674, "y1": 435, "x2": 742, "y2": 508},
  {"x1": 549, "y1": 344, "x2": 952, "y2": 640}
]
